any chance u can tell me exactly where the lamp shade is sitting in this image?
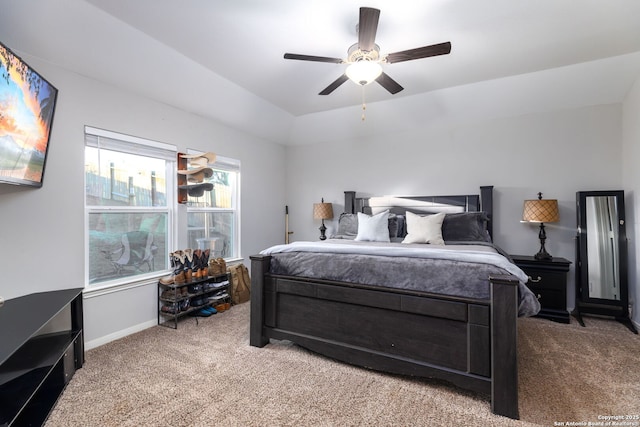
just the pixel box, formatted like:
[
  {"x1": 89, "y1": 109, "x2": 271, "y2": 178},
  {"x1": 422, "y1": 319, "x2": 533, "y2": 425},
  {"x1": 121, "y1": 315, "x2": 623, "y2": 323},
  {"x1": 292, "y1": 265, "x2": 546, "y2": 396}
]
[
  {"x1": 313, "y1": 202, "x2": 334, "y2": 220},
  {"x1": 345, "y1": 61, "x2": 382, "y2": 86},
  {"x1": 522, "y1": 199, "x2": 559, "y2": 223}
]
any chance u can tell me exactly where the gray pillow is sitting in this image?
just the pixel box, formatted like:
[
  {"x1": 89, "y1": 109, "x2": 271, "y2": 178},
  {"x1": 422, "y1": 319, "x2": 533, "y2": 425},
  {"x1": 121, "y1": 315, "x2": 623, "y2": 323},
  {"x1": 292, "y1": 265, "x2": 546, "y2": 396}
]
[
  {"x1": 441, "y1": 212, "x2": 491, "y2": 242},
  {"x1": 336, "y1": 213, "x2": 358, "y2": 236}
]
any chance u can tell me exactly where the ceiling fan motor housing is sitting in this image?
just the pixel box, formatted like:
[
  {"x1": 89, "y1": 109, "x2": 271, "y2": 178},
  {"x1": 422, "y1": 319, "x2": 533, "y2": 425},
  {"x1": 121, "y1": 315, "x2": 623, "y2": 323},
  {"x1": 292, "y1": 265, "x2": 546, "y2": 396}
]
[{"x1": 347, "y1": 43, "x2": 380, "y2": 63}]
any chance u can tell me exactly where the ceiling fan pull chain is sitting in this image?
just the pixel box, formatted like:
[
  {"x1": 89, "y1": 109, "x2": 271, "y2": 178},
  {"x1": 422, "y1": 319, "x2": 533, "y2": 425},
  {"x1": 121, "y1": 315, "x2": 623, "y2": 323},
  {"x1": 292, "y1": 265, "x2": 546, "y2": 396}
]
[{"x1": 361, "y1": 86, "x2": 366, "y2": 121}]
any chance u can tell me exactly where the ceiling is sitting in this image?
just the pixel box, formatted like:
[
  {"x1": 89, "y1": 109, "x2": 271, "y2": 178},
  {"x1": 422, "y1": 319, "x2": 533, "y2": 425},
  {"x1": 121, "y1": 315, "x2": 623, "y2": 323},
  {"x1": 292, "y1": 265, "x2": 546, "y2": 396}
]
[
  {"x1": 2, "y1": 1, "x2": 640, "y2": 144},
  {"x1": 83, "y1": 0, "x2": 640, "y2": 117}
]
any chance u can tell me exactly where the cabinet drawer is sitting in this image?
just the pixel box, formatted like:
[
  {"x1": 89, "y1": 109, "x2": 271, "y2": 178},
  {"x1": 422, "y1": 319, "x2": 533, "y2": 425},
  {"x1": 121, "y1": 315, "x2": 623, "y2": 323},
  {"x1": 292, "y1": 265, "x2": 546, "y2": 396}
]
[
  {"x1": 522, "y1": 268, "x2": 566, "y2": 290},
  {"x1": 527, "y1": 283, "x2": 565, "y2": 310}
]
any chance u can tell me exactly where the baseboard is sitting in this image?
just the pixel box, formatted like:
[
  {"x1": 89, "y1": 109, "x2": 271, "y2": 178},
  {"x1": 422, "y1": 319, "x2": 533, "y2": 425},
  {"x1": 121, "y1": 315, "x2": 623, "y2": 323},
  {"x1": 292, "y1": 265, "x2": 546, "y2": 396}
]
[{"x1": 85, "y1": 319, "x2": 157, "y2": 351}]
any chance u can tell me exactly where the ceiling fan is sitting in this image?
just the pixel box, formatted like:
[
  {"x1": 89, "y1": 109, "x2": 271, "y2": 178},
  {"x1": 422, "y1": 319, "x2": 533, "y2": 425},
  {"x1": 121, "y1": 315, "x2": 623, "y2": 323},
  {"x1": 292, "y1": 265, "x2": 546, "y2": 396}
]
[{"x1": 284, "y1": 7, "x2": 451, "y2": 96}]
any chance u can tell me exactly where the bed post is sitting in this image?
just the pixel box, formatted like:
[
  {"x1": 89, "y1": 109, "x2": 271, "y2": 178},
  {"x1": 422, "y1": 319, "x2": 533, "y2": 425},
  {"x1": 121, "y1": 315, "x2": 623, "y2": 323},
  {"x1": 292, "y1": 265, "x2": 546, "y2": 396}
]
[
  {"x1": 489, "y1": 274, "x2": 519, "y2": 419},
  {"x1": 480, "y1": 186, "x2": 494, "y2": 239},
  {"x1": 250, "y1": 254, "x2": 271, "y2": 348},
  {"x1": 344, "y1": 191, "x2": 356, "y2": 214}
]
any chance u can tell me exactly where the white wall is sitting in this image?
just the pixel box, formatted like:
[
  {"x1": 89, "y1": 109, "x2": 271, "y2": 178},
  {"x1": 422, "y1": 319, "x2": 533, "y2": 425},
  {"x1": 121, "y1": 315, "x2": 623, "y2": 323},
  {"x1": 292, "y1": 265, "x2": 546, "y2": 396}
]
[
  {"x1": 622, "y1": 74, "x2": 640, "y2": 327},
  {"x1": 1, "y1": 53, "x2": 633, "y2": 348},
  {"x1": 0, "y1": 55, "x2": 286, "y2": 347},
  {"x1": 286, "y1": 103, "x2": 623, "y2": 312},
  {"x1": 1, "y1": 1, "x2": 636, "y2": 348}
]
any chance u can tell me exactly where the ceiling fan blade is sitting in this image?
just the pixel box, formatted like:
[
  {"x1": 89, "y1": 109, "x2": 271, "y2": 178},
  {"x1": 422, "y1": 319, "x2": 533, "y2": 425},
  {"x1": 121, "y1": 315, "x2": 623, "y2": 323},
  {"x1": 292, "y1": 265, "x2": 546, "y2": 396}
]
[
  {"x1": 284, "y1": 53, "x2": 344, "y2": 64},
  {"x1": 358, "y1": 7, "x2": 380, "y2": 52},
  {"x1": 385, "y1": 42, "x2": 452, "y2": 64},
  {"x1": 376, "y1": 72, "x2": 404, "y2": 94},
  {"x1": 319, "y1": 74, "x2": 349, "y2": 95}
]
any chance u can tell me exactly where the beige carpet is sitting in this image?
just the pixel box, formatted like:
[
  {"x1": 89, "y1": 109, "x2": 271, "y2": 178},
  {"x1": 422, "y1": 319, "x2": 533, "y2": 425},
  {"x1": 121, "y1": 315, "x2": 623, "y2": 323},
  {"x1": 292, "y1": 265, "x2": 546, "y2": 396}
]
[{"x1": 46, "y1": 303, "x2": 640, "y2": 426}]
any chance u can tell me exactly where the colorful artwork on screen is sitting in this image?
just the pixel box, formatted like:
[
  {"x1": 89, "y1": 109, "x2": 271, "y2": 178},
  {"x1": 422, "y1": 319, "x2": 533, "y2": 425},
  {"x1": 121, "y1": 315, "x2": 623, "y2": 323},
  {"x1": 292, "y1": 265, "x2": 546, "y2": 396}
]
[{"x1": 0, "y1": 42, "x2": 57, "y2": 187}]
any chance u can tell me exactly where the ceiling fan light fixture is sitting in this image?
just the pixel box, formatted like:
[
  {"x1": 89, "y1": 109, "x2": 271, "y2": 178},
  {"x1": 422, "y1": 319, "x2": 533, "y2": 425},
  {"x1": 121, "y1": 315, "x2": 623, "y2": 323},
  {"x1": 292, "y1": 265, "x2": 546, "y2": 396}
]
[{"x1": 345, "y1": 60, "x2": 382, "y2": 86}]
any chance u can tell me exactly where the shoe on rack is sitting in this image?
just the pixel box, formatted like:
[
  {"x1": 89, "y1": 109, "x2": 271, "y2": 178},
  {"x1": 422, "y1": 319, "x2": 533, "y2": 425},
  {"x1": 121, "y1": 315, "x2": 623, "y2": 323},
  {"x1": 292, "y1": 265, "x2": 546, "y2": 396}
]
[
  {"x1": 203, "y1": 305, "x2": 218, "y2": 315},
  {"x1": 160, "y1": 289, "x2": 179, "y2": 300},
  {"x1": 213, "y1": 280, "x2": 229, "y2": 288},
  {"x1": 189, "y1": 308, "x2": 210, "y2": 317},
  {"x1": 195, "y1": 308, "x2": 213, "y2": 317},
  {"x1": 190, "y1": 297, "x2": 205, "y2": 307},
  {"x1": 199, "y1": 249, "x2": 210, "y2": 278},
  {"x1": 208, "y1": 259, "x2": 221, "y2": 276},
  {"x1": 192, "y1": 249, "x2": 203, "y2": 279},
  {"x1": 188, "y1": 283, "x2": 202, "y2": 294},
  {"x1": 160, "y1": 251, "x2": 186, "y2": 285},
  {"x1": 183, "y1": 249, "x2": 194, "y2": 282},
  {"x1": 161, "y1": 302, "x2": 179, "y2": 314}
]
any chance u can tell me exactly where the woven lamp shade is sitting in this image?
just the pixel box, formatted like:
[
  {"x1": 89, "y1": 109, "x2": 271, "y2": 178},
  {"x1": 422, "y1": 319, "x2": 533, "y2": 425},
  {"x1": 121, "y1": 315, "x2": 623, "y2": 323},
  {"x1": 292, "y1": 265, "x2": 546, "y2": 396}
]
[
  {"x1": 522, "y1": 199, "x2": 559, "y2": 223},
  {"x1": 313, "y1": 203, "x2": 334, "y2": 220}
]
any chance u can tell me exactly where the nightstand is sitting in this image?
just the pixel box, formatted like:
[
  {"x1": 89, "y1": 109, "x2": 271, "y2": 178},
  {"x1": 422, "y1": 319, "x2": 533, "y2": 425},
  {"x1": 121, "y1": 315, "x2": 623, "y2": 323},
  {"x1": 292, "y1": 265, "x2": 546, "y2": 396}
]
[{"x1": 510, "y1": 255, "x2": 572, "y2": 324}]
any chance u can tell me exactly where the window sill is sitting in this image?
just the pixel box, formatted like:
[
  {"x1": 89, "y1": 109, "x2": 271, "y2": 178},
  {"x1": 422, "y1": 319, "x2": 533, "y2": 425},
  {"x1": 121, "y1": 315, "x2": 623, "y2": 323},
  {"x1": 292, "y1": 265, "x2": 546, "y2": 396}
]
[
  {"x1": 84, "y1": 273, "x2": 165, "y2": 299},
  {"x1": 83, "y1": 258, "x2": 244, "y2": 299}
]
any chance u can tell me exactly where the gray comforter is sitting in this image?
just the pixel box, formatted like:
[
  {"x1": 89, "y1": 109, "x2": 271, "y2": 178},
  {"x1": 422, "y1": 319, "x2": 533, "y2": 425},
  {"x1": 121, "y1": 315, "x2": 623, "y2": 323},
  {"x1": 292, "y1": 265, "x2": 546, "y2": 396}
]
[{"x1": 261, "y1": 240, "x2": 541, "y2": 317}]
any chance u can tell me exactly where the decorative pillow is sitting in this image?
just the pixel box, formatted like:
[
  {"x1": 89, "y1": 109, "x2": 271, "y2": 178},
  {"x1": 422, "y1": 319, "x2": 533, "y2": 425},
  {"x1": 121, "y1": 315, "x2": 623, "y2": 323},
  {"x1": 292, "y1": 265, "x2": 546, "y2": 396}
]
[
  {"x1": 442, "y1": 212, "x2": 491, "y2": 242},
  {"x1": 402, "y1": 211, "x2": 445, "y2": 245},
  {"x1": 387, "y1": 213, "x2": 399, "y2": 238},
  {"x1": 336, "y1": 212, "x2": 403, "y2": 239},
  {"x1": 395, "y1": 214, "x2": 406, "y2": 237},
  {"x1": 336, "y1": 213, "x2": 358, "y2": 237},
  {"x1": 355, "y1": 210, "x2": 391, "y2": 242}
]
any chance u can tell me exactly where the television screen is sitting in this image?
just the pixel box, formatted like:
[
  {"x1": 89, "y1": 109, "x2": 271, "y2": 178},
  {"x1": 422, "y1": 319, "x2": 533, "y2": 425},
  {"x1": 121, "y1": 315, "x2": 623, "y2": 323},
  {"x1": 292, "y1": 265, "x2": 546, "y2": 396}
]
[{"x1": 0, "y1": 40, "x2": 57, "y2": 187}]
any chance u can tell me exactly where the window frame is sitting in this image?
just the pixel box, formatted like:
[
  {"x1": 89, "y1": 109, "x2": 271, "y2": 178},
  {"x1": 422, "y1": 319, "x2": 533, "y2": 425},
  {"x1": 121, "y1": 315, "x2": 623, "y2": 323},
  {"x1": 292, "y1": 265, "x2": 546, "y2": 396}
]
[
  {"x1": 84, "y1": 126, "x2": 177, "y2": 293},
  {"x1": 185, "y1": 154, "x2": 241, "y2": 262}
]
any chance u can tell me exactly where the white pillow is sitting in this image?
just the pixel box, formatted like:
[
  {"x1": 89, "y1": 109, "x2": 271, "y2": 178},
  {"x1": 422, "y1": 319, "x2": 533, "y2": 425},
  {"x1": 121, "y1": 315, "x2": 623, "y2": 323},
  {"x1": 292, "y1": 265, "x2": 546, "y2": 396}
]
[
  {"x1": 402, "y1": 211, "x2": 445, "y2": 245},
  {"x1": 355, "y1": 210, "x2": 390, "y2": 242}
]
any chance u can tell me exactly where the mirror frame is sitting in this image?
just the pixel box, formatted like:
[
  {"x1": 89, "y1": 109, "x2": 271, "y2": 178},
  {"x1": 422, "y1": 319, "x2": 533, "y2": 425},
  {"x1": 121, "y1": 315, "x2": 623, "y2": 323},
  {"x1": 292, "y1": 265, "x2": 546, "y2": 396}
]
[{"x1": 575, "y1": 190, "x2": 632, "y2": 323}]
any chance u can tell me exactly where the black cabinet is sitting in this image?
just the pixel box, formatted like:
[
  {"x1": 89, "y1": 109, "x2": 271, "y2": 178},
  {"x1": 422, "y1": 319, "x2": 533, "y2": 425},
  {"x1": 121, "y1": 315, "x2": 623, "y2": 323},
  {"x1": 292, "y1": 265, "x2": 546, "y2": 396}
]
[
  {"x1": 158, "y1": 274, "x2": 230, "y2": 328},
  {"x1": 511, "y1": 255, "x2": 571, "y2": 324},
  {"x1": 0, "y1": 288, "x2": 84, "y2": 426}
]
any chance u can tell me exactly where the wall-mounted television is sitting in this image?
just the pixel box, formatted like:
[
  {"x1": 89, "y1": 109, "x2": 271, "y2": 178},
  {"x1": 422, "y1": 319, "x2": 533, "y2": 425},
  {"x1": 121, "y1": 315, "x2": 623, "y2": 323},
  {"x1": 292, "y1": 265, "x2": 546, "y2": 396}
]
[{"x1": 0, "y1": 40, "x2": 58, "y2": 187}]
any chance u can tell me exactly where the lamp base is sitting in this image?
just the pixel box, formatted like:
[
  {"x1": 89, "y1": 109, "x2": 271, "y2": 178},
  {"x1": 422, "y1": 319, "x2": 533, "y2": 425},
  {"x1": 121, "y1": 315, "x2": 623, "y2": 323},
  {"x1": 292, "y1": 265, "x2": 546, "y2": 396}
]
[
  {"x1": 534, "y1": 222, "x2": 552, "y2": 260},
  {"x1": 534, "y1": 249, "x2": 553, "y2": 261},
  {"x1": 319, "y1": 221, "x2": 327, "y2": 241}
]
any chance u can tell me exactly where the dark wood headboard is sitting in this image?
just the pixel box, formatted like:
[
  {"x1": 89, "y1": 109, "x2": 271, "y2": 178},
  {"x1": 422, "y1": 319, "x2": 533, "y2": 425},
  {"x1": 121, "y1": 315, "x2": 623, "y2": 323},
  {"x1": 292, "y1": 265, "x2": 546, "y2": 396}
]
[{"x1": 344, "y1": 186, "x2": 494, "y2": 239}]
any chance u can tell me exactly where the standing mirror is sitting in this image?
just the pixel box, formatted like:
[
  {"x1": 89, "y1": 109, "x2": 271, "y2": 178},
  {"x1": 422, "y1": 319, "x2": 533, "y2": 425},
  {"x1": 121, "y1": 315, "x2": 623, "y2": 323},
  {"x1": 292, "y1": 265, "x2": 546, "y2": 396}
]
[{"x1": 574, "y1": 190, "x2": 637, "y2": 333}]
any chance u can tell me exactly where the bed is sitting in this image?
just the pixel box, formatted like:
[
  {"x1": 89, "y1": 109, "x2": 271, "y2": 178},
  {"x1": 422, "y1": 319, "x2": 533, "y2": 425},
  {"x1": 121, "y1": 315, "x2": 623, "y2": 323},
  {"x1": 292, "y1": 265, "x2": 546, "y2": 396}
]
[{"x1": 250, "y1": 186, "x2": 537, "y2": 419}]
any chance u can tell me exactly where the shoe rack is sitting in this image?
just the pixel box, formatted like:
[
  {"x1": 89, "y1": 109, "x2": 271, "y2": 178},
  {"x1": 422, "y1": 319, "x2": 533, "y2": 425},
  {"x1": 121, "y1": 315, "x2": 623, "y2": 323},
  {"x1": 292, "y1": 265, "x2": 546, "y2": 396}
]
[{"x1": 158, "y1": 273, "x2": 231, "y2": 329}]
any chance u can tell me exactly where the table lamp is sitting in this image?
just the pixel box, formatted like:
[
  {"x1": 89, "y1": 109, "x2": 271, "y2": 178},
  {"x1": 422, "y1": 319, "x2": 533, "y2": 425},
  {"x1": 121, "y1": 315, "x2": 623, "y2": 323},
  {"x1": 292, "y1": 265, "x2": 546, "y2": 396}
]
[
  {"x1": 522, "y1": 192, "x2": 559, "y2": 260},
  {"x1": 313, "y1": 198, "x2": 333, "y2": 241}
]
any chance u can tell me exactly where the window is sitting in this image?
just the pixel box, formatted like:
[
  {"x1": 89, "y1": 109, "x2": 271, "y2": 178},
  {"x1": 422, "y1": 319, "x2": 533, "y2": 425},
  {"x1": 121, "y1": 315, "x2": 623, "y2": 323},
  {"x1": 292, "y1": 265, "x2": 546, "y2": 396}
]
[
  {"x1": 85, "y1": 127, "x2": 176, "y2": 286},
  {"x1": 186, "y1": 155, "x2": 240, "y2": 260}
]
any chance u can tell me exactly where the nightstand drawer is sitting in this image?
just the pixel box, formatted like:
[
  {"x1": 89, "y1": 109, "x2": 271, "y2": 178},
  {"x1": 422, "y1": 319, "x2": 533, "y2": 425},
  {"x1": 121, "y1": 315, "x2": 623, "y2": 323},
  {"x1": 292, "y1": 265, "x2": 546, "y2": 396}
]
[
  {"x1": 526, "y1": 282, "x2": 565, "y2": 310},
  {"x1": 523, "y1": 269, "x2": 566, "y2": 291}
]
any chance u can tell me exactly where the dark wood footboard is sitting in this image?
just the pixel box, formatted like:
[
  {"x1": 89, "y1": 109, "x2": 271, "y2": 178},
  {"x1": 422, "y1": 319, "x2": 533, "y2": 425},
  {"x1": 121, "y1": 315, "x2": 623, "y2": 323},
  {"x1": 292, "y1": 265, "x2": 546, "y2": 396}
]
[{"x1": 250, "y1": 254, "x2": 520, "y2": 419}]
